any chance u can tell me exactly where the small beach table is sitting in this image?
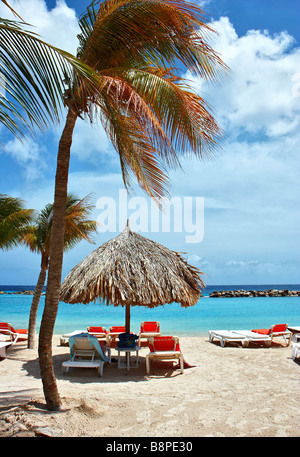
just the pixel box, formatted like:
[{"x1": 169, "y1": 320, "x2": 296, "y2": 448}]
[{"x1": 116, "y1": 346, "x2": 141, "y2": 371}]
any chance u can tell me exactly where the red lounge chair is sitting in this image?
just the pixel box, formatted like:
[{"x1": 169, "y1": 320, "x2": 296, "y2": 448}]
[
  {"x1": 108, "y1": 326, "x2": 126, "y2": 345},
  {"x1": 87, "y1": 326, "x2": 109, "y2": 343},
  {"x1": 251, "y1": 324, "x2": 292, "y2": 346},
  {"x1": 0, "y1": 322, "x2": 28, "y2": 343},
  {"x1": 146, "y1": 336, "x2": 184, "y2": 374},
  {"x1": 138, "y1": 321, "x2": 161, "y2": 346}
]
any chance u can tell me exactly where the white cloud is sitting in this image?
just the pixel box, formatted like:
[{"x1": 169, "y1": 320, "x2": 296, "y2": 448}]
[
  {"x1": 175, "y1": 16, "x2": 300, "y2": 224},
  {"x1": 70, "y1": 119, "x2": 116, "y2": 165},
  {"x1": 1, "y1": 136, "x2": 47, "y2": 182},
  {"x1": 225, "y1": 260, "x2": 260, "y2": 268},
  {"x1": 0, "y1": 0, "x2": 79, "y2": 52},
  {"x1": 188, "y1": 16, "x2": 300, "y2": 139}
]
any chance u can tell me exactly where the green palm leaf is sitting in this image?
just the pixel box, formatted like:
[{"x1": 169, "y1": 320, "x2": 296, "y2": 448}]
[
  {"x1": 19, "y1": 192, "x2": 98, "y2": 349},
  {"x1": 20, "y1": 193, "x2": 97, "y2": 258},
  {"x1": 0, "y1": 17, "x2": 102, "y2": 140},
  {"x1": 0, "y1": 194, "x2": 34, "y2": 250}
]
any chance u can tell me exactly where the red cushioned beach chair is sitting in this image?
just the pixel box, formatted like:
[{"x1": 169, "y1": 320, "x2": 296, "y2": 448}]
[
  {"x1": 251, "y1": 324, "x2": 292, "y2": 346},
  {"x1": 107, "y1": 326, "x2": 126, "y2": 345},
  {"x1": 87, "y1": 326, "x2": 109, "y2": 343},
  {"x1": 0, "y1": 322, "x2": 28, "y2": 343},
  {"x1": 138, "y1": 321, "x2": 161, "y2": 346},
  {"x1": 146, "y1": 336, "x2": 184, "y2": 374}
]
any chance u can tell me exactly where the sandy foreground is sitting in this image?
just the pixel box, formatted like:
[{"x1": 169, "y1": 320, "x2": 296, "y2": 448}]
[{"x1": 0, "y1": 335, "x2": 299, "y2": 438}]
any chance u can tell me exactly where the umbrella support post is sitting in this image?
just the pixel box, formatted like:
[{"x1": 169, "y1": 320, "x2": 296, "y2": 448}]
[
  {"x1": 125, "y1": 303, "x2": 130, "y2": 334},
  {"x1": 125, "y1": 303, "x2": 130, "y2": 369}
]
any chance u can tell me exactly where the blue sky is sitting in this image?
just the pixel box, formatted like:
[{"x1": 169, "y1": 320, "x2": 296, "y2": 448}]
[{"x1": 0, "y1": 0, "x2": 299, "y2": 286}]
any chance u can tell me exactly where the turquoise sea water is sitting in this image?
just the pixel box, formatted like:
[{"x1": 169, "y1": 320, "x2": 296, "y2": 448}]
[{"x1": 1, "y1": 284, "x2": 299, "y2": 336}]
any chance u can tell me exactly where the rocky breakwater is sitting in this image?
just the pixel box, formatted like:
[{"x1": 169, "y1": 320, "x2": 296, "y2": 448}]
[
  {"x1": 209, "y1": 289, "x2": 300, "y2": 298},
  {"x1": 0, "y1": 290, "x2": 37, "y2": 295}
]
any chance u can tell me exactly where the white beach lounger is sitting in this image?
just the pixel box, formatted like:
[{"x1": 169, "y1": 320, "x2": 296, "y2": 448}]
[
  {"x1": 291, "y1": 334, "x2": 300, "y2": 361},
  {"x1": 0, "y1": 341, "x2": 12, "y2": 358},
  {"x1": 288, "y1": 326, "x2": 300, "y2": 334},
  {"x1": 208, "y1": 330, "x2": 248, "y2": 347},
  {"x1": 62, "y1": 333, "x2": 110, "y2": 376},
  {"x1": 60, "y1": 330, "x2": 86, "y2": 346},
  {"x1": 231, "y1": 330, "x2": 271, "y2": 347},
  {"x1": 208, "y1": 330, "x2": 271, "y2": 347}
]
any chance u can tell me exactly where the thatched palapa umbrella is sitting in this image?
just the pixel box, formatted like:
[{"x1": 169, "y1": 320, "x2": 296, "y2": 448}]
[{"x1": 60, "y1": 221, "x2": 204, "y2": 333}]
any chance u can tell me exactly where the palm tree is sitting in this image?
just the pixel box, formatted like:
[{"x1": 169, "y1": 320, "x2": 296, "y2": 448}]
[
  {"x1": 20, "y1": 194, "x2": 97, "y2": 349},
  {"x1": 0, "y1": 194, "x2": 34, "y2": 250},
  {"x1": 0, "y1": 1, "x2": 101, "y2": 143},
  {"x1": 39, "y1": 0, "x2": 228, "y2": 410}
]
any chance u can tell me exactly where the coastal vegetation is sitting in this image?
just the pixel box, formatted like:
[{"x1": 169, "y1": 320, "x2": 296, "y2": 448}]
[
  {"x1": 209, "y1": 289, "x2": 300, "y2": 297},
  {"x1": 20, "y1": 194, "x2": 97, "y2": 349}
]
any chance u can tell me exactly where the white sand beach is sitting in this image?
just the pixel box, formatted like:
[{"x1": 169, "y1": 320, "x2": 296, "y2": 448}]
[{"x1": 0, "y1": 335, "x2": 299, "y2": 438}]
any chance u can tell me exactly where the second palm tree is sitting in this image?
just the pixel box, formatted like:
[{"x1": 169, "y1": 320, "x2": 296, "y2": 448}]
[{"x1": 21, "y1": 194, "x2": 97, "y2": 349}]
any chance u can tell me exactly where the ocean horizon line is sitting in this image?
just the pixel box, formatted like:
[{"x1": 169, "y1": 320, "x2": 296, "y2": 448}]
[
  {"x1": 1, "y1": 283, "x2": 300, "y2": 288},
  {"x1": 1, "y1": 283, "x2": 300, "y2": 298}
]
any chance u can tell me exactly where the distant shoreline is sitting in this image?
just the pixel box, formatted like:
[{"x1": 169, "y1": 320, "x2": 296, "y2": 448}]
[
  {"x1": 1, "y1": 288, "x2": 299, "y2": 297},
  {"x1": 0, "y1": 290, "x2": 45, "y2": 295},
  {"x1": 209, "y1": 289, "x2": 300, "y2": 297}
]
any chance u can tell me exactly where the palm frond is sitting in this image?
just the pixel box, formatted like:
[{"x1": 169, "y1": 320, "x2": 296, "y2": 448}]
[
  {"x1": 98, "y1": 86, "x2": 170, "y2": 198},
  {"x1": 18, "y1": 193, "x2": 98, "y2": 258},
  {"x1": 1, "y1": 0, "x2": 23, "y2": 20},
  {"x1": 0, "y1": 18, "x2": 104, "y2": 139},
  {"x1": 71, "y1": 0, "x2": 228, "y2": 199},
  {"x1": 78, "y1": 0, "x2": 228, "y2": 81},
  {"x1": 102, "y1": 67, "x2": 223, "y2": 157},
  {"x1": 0, "y1": 194, "x2": 35, "y2": 250},
  {"x1": 18, "y1": 228, "x2": 40, "y2": 253}
]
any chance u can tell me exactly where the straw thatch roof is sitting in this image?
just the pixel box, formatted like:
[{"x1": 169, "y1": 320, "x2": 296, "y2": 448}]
[{"x1": 60, "y1": 223, "x2": 204, "y2": 308}]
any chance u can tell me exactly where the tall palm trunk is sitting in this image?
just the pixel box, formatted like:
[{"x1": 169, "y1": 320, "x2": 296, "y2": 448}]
[
  {"x1": 38, "y1": 106, "x2": 78, "y2": 411},
  {"x1": 27, "y1": 263, "x2": 47, "y2": 349}
]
